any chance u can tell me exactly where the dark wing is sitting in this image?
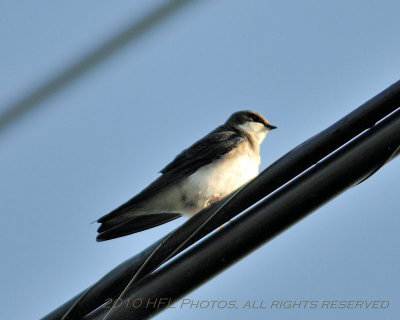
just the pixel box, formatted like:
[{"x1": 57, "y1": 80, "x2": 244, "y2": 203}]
[
  {"x1": 161, "y1": 130, "x2": 243, "y2": 174},
  {"x1": 98, "y1": 130, "x2": 243, "y2": 223},
  {"x1": 96, "y1": 213, "x2": 182, "y2": 241}
]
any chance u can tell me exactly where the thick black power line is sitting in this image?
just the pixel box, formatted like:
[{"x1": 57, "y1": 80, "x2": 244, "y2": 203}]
[
  {"x1": 40, "y1": 236, "x2": 169, "y2": 320},
  {"x1": 86, "y1": 97, "x2": 400, "y2": 320},
  {"x1": 40, "y1": 80, "x2": 400, "y2": 319},
  {"x1": 0, "y1": 0, "x2": 196, "y2": 134}
]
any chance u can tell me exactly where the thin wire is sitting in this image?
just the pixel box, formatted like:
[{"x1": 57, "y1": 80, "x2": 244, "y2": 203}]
[
  {"x1": 101, "y1": 184, "x2": 246, "y2": 320},
  {"x1": 0, "y1": 0, "x2": 196, "y2": 135}
]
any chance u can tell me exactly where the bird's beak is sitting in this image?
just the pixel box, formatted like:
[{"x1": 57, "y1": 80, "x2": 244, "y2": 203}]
[{"x1": 266, "y1": 124, "x2": 277, "y2": 130}]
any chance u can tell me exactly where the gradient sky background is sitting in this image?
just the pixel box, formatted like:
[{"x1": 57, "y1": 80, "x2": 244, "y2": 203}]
[{"x1": 1, "y1": 1, "x2": 399, "y2": 319}]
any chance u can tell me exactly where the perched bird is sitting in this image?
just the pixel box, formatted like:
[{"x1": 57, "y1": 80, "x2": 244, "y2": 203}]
[{"x1": 97, "y1": 110, "x2": 276, "y2": 241}]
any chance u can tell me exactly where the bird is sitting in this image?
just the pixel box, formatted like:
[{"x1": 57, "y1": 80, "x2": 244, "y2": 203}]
[{"x1": 96, "y1": 110, "x2": 276, "y2": 241}]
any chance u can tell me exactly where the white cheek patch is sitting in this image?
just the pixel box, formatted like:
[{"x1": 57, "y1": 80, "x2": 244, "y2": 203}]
[{"x1": 238, "y1": 121, "x2": 268, "y2": 144}]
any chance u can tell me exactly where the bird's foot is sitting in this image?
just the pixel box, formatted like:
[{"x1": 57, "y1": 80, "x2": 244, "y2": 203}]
[{"x1": 208, "y1": 195, "x2": 222, "y2": 205}]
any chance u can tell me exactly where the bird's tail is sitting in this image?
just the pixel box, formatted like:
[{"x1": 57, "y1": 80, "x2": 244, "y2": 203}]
[{"x1": 96, "y1": 212, "x2": 181, "y2": 241}]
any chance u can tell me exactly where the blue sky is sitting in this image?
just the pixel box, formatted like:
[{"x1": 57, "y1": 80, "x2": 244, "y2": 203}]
[{"x1": 1, "y1": 1, "x2": 399, "y2": 319}]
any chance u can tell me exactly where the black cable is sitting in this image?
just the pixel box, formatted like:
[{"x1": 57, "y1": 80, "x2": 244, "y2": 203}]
[
  {"x1": 86, "y1": 103, "x2": 400, "y2": 320},
  {"x1": 40, "y1": 80, "x2": 400, "y2": 319},
  {"x1": 40, "y1": 235, "x2": 169, "y2": 320}
]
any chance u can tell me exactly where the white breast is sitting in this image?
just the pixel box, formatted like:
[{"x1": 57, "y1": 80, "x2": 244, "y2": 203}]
[
  {"x1": 140, "y1": 128, "x2": 268, "y2": 217},
  {"x1": 182, "y1": 142, "x2": 260, "y2": 216}
]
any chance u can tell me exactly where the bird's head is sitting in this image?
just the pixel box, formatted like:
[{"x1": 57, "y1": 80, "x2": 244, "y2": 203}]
[{"x1": 225, "y1": 110, "x2": 277, "y2": 145}]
